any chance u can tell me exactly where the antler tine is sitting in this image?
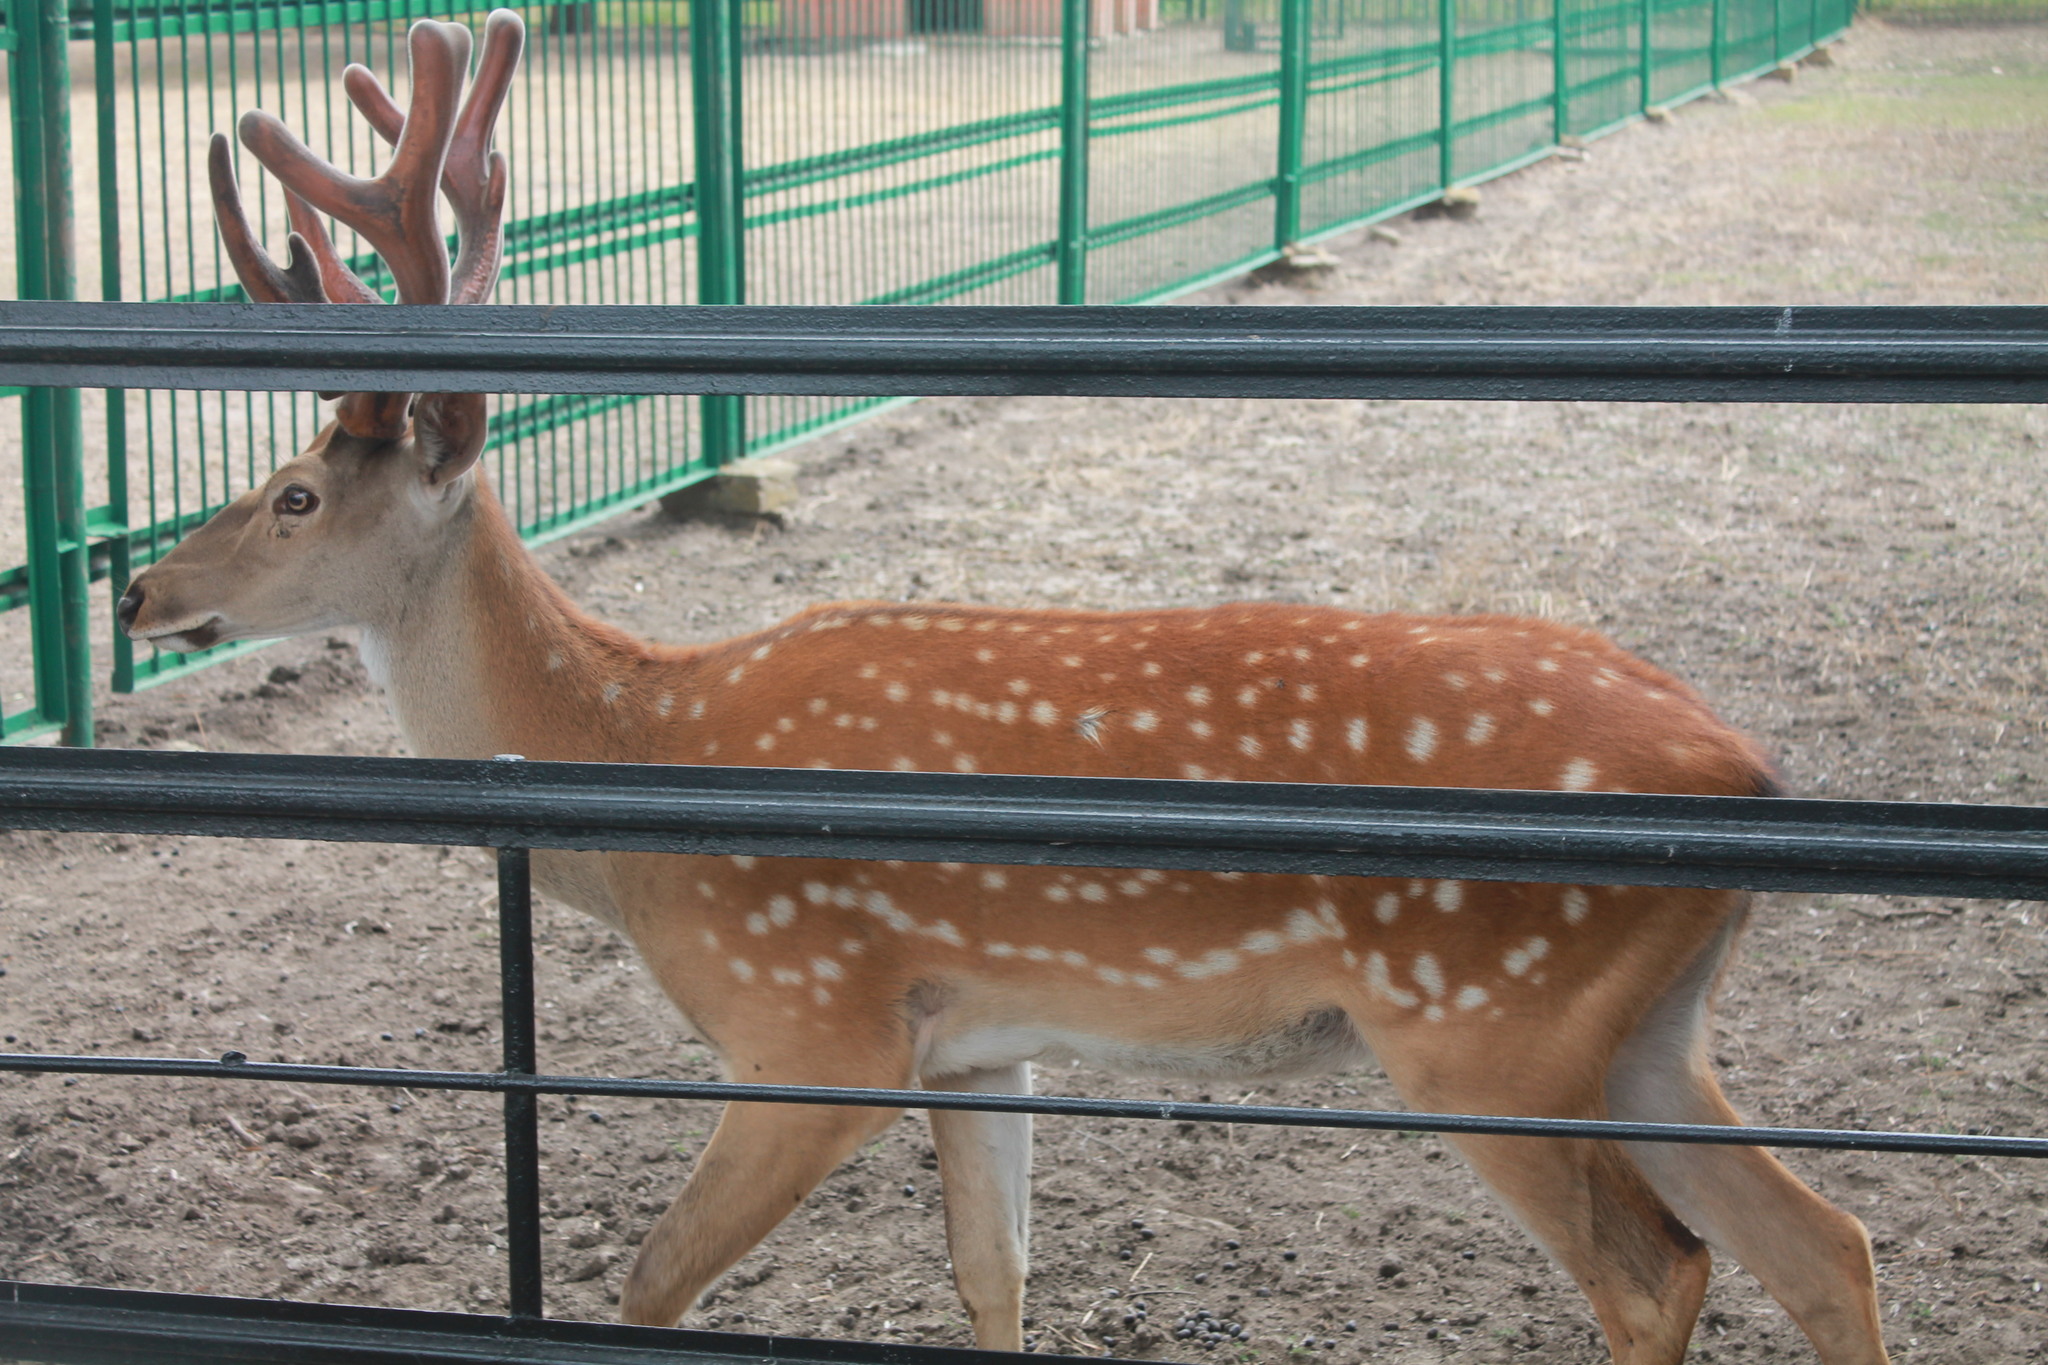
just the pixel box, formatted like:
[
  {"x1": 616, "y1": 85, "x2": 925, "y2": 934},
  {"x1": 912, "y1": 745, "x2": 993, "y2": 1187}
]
[
  {"x1": 206, "y1": 134, "x2": 328, "y2": 306},
  {"x1": 347, "y1": 11, "x2": 525, "y2": 306},
  {"x1": 282, "y1": 193, "x2": 384, "y2": 307},
  {"x1": 236, "y1": 18, "x2": 466, "y2": 307}
]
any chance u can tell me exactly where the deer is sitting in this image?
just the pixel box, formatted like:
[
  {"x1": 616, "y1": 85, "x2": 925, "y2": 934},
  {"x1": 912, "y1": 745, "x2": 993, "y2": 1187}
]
[{"x1": 114, "y1": 14, "x2": 1890, "y2": 1363}]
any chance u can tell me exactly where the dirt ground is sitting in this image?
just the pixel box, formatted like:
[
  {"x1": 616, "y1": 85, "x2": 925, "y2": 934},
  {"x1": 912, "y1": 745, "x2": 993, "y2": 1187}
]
[{"x1": 5, "y1": 17, "x2": 2048, "y2": 1364}]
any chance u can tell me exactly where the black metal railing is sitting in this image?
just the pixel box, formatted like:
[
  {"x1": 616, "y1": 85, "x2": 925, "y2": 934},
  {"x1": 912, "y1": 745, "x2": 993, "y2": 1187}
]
[{"x1": 2, "y1": 303, "x2": 2045, "y2": 1365}]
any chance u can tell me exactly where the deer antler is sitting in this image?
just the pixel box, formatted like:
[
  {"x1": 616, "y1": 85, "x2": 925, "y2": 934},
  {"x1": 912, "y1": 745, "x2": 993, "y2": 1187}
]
[
  {"x1": 345, "y1": 9, "x2": 525, "y2": 305},
  {"x1": 206, "y1": 12, "x2": 523, "y2": 438}
]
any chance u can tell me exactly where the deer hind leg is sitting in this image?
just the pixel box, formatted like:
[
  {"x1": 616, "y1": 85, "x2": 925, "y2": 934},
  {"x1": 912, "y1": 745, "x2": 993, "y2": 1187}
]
[
  {"x1": 618, "y1": 1096, "x2": 903, "y2": 1329},
  {"x1": 1607, "y1": 917, "x2": 1890, "y2": 1365},
  {"x1": 1366, "y1": 1018, "x2": 1709, "y2": 1364},
  {"x1": 926, "y1": 1061, "x2": 1033, "y2": 1351}
]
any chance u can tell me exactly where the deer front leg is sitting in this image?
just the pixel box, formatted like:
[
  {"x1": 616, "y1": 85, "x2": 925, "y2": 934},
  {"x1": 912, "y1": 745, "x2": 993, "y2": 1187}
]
[
  {"x1": 619, "y1": 1097, "x2": 903, "y2": 1328},
  {"x1": 927, "y1": 1062, "x2": 1033, "y2": 1351}
]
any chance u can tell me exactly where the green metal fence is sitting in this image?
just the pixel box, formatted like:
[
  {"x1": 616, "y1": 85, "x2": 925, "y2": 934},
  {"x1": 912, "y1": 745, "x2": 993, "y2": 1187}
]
[{"x1": 2, "y1": 0, "x2": 1852, "y2": 746}]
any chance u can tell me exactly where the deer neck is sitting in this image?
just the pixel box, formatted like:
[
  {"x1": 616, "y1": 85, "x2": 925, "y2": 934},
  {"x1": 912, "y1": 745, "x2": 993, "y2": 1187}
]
[{"x1": 360, "y1": 475, "x2": 696, "y2": 765}]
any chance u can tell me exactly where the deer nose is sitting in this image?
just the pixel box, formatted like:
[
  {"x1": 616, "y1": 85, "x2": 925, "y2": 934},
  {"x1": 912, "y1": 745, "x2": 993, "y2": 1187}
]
[{"x1": 116, "y1": 584, "x2": 144, "y2": 630}]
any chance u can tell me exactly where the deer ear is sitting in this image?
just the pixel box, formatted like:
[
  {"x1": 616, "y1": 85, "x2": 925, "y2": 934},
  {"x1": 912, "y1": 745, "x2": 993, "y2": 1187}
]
[{"x1": 412, "y1": 393, "x2": 488, "y2": 485}]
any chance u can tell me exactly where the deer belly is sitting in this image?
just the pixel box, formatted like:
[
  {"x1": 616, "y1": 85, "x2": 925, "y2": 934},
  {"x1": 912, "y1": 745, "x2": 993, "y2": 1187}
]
[
  {"x1": 532, "y1": 849, "x2": 628, "y2": 933},
  {"x1": 919, "y1": 1007, "x2": 1368, "y2": 1084}
]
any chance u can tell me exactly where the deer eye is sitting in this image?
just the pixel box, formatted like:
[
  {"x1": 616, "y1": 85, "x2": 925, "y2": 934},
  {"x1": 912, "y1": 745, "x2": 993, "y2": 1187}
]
[{"x1": 274, "y1": 485, "x2": 319, "y2": 516}]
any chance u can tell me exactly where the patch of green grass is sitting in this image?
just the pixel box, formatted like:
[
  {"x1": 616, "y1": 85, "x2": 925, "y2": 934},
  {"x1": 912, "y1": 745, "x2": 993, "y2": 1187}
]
[{"x1": 1765, "y1": 73, "x2": 2048, "y2": 133}]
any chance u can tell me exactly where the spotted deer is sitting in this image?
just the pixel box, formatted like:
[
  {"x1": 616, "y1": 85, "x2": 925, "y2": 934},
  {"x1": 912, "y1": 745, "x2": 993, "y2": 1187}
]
[{"x1": 115, "y1": 15, "x2": 1889, "y2": 1363}]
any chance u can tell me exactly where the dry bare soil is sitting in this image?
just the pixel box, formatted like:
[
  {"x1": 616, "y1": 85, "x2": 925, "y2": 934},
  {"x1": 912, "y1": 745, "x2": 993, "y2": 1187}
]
[{"x1": 6, "y1": 19, "x2": 2048, "y2": 1365}]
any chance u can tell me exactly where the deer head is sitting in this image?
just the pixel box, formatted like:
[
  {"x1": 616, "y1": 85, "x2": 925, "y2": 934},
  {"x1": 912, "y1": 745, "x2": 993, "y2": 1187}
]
[{"x1": 117, "y1": 11, "x2": 524, "y2": 652}]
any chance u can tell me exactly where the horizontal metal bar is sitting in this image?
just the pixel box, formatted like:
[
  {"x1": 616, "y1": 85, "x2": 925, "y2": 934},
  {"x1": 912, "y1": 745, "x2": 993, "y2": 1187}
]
[
  {"x1": 5, "y1": 748, "x2": 2048, "y2": 898},
  {"x1": 0, "y1": 1279, "x2": 1033, "y2": 1365},
  {"x1": 2, "y1": 304, "x2": 2045, "y2": 401},
  {"x1": 1, "y1": 1052, "x2": 2040, "y2": 1159}
]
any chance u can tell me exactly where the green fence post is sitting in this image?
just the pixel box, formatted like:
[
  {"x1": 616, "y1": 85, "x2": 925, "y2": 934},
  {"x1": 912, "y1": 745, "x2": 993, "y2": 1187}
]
[
  {"x1": 1709, "y1": 0, "x2": 1722, "y2": 88},
  {"x1": 94, "y1": 0, "x2": 133, "y2": 695},
  {"x1": 11, "y1": 0, "x2": 91, "y2": 746},
  {"x1": 1274, "y1": 0, "x2": 1309, "y2": 249},
  {"x1": 1056, "y1": 0, "x2": 1091, "y2": 304},
  {"x1": 1639, "y1": 0, "x2": 1652, "y2": 111},
  {"x1": 1438, "y1": 0, "x2": 1456, "y2": 190},
  {"x1": 1552, "y1": 0, "x2": 1568, "y2": 139},
  {"x1": 692, "y1": 0, "x2": 744, "y2": 464}
]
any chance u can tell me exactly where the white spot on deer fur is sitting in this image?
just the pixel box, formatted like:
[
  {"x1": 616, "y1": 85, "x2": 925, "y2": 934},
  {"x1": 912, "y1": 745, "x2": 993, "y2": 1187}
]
[
  {"x1": 886, "y1": 682, "x2": 909, "y2": 703},
  {"x1": 1061, "y1": 950, "x2": 1088, "y2": 968},
  {"x1": 1119, "y1": 879, "x2": 1146, "y2": 896},
  {"x1": 1076, "y1": 708, "x2": 1109, "y2": 744},
  {"x1": 1424, "y1": 1004, "x2": 1445, "y2": 1022},
  {"x1": 981, "y1": 870, "x2": 1007, "y2": 890},
  {"x1": 777, "y1": 716, "x2": 795, "y2": 733},
  {"x1": 1287, "y1": 903, "x2": 1343, "y2": 942},
  {"x1": 756, "y1": 734, "x2": 776, "y2": 752},
  {"x1": 1412, "y1": 953, "x2": 1445, "y2": 1000},
  {"x1": 1365, "y1": 952, "x2": 1419, "y2": 1008},
  {"x1": 1097, "y1": 965, "x2": 1128, "y2": 985},
  {"x1": 702, "y1": 741, "x2": 720, "y2": 756},
  {"x1": 1132, "y1": 711, "x2": 1158, "y2": 732},
  {"x1": 1504, "y1": 936, "x2": 1551, "y2": 977},
  {"x1": 1142, "y1": 661, "x2": 1163, "y2": 677},
  {"x1": 860, "y1": 717, "x2": 878, "y2": 730},
  {"x1": 701, "y1": 930, "x2": 719, "y2": 949},
  {"x1": 858, "y1": 664, "x2": 879, "y2": 679},
  {"x1": 1190, "y1": 720, "x2": 1213, "y2": 739},
  {"x1": 997, "y1": 701, "x2": 1019, "y2": 724},
  {"x1": 975, "y1": 648, "x2": 995, "y2": 663},
  {"x1": 1444, "y1": 672, "x2": 1468, "y2": 690},
  {"x1": 1345, "y1": 717, "x2": 1368, "y2": 753},
  {"x1": 1374, "y1": 892, "x2": 1400, "y2": 924},
  {"x1": 1024, "y1": 946, "x2": 1055, "y2": 962},
  {"x1": 1405, "y1": 717, "x2": 1438, "y2": 762},
  {"x1": 732, "y1": 856, "x2": 756, "y2": 869},
  {"x1": 1559, "y1": 758, "x2": 1598, "y2": 791},
  {"x1": 546, "y1": 652, "x2": 564, "y2": 672},
  {"x1": 933, "y1": 730, "x2": 953, "y2": 748},
  {"x1": 1176, "y1": 949, "x2": 1242, "y2": 979},
  {"x1": 771, "y1": 967, "x2": 805, "y2": 986},
  {"x1": 1537, "y1": 658, "x2": 1560, "y2": 673},
  {"x1": 751, "y1": 645, "x2": 772, "y2": 662},
  {"x1": 1465, "y1": 713, "x2": 1496, "y2": 745},
  {"x1": 1561, "y1": 888, "x2": 1590, "y2": 924},
  {"x1": 729, "y1": 958, "x2": 756, "y2": 982},
  {"x1": 1061, "y1": 655, "x2": 1082, "y2": 668},
  {"x1": 986, "y1": 942, "x2": 1018, "y2": 958},
  {"x1": 1007, "y1": 679, "x2": 1031, "y2": 695},
  {"x1": 1288, "y1": 719, "x2": 1313, "y2": 751},
  {"x1": 1143, "y1": 946, "x2": 1177, "y2": 964},
  {"x1": 813, "y1": 986, "x2": 833, "y2": 1006},
  {"x1": 804, "y1": 882, "x2": 830, "y2": 905},
  {"x1": 1242, "y1": 930, "x2": 1283, "y2": 955},
  {"x1": 1483, "y1": 668, "x2": 1506, "y2": 684},
  {"x1": 925, "y1": 920, "x2": 966, "y2": 947},
  {"x1": 1238, "y1": 685, "x2": 1260, "y2": 707},
  {"x1": 600, "y1": 681, "x2": 622, "y2": 705},
  {"x1": 953, "y1": 754, "x2": 979, "y2": 773},
  {"x1": 891, "y1": 757, "x2": 916, "y2": 771},
  {"x1": 1031, "y1": 700, "x2": 1059, "y2": 726},
  {"x1": 1045, "y1": 884, "x2": 1071, "y2": 903},
  {"x1": 1080, "y1": 882, "x2": 1108, "y2": 902},
  {"x1": 1433, "y1": 880, "x2": 1465, "y2": 912},
  {"x1": 902, "y1": 616, "x2": 928, "y2": 630},
  {"x1": 809, "y1": 957, "x2": 843, "y2": 982},
  {"x1": 1529, "y1": 697, "x2": 1555, "y2": 716},
  {"x1": 1349, "y1": 654, "x2": 1369, "y2": 668},
  {"x1": 1183, "y1": 764, "x2": 1208, "y2": 780},
  {"x1": 1132, "y1": 973, "x2": 1164, "y2": 989},
  {"x1": 727, "y1": 667, "x2": 746, "y2": 685},
  {"x1": 863, "y1": 890, "x2": 916, "y2": 933},
  {"x1": 931, "y1": 690, "x2": 951, "y2": 708},
  {"x1": 1239, "y1": 734, "x2": 1263, "y2": 757},
  {"x1": 689, "y1": 699, "x2": 706, "y2": 719},
  {"x1": 1186, "y1": 686, "x2": 1211, "y2": 706},
  {"x1": 746, "y1": 913, "x2": 770, "y2": 935},
  {"x1": 940, "y1": 618, "x2": 966, "y2": 632},
  {"x1": 768, "y1": 896, "x2": 796, "y2": 928}
]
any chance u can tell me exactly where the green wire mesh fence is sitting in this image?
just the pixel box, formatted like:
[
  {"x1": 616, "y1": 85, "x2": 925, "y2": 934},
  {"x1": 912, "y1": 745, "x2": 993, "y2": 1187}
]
[{"x1": 2, "y1": 0, "x2": 1852, "y2": 746}]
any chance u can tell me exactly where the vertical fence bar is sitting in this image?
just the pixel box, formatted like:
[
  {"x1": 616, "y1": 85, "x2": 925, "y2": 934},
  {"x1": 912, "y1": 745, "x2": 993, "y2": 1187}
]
[
  {"x1": 94, "y1": 0, "x2": 132, "y2": 697},
  {"x1": 1274, "y1": 0, "x2": 1309, "y2": 250},
  {"x1": 39, "y1": 0, "x2": 90, "y2": 747},
  {"x1": 497, "y1": 841, "x2": 543, "y2": 1320},
  {"x1": 1437, "y1": 0, "x2": 1455, "y2": 190},
  {"x1": 1056, "y1": 0, "x2": 1091, "y2": 305},
  {"x1": 1709, "y1": 0, "x2": 1722, "y2": 89},
  {"x1": 1639, "y1": 0, "x2": 1652, "y2": 110},
  {"x1": 1552, "y1": 0, "x2": 1569, "y2": 139},
  {"x1": 690, "y1": 0, "x2": 743, "y2": 465}
]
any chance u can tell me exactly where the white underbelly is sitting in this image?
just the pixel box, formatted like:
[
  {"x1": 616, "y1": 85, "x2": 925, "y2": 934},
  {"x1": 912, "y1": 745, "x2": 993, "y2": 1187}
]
[{"x1": 919, "y1": 1009, "x2": 1368, "y2": 1085}]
